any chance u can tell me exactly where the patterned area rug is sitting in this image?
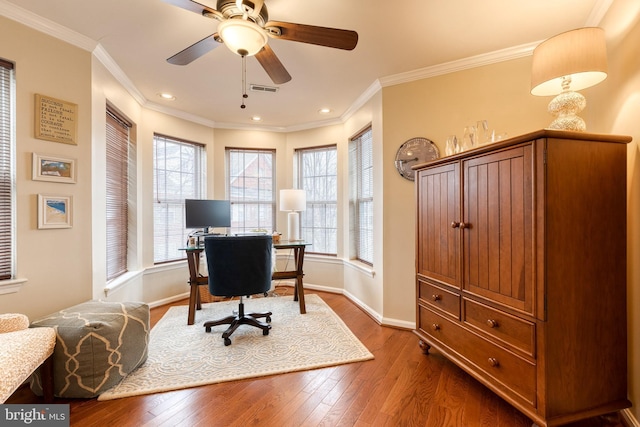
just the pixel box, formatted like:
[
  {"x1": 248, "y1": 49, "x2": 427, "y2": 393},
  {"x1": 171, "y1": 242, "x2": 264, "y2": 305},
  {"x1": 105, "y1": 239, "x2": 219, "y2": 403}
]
[{"x1": 98, "y1": 294, "x2": 373, "y2": 400}]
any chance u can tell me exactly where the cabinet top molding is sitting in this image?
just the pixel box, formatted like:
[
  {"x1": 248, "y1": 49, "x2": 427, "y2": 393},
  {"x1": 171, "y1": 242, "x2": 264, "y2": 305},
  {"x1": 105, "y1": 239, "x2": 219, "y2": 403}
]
[{"x1": 413, "y1": 129, "x2": 632, "y2": 171}]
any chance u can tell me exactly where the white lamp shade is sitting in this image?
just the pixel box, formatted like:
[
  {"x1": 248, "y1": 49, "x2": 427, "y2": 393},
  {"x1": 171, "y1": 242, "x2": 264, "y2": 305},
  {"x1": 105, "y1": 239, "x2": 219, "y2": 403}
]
[
  {"x1": 280, "y1": 189, "x2": 306, "y2": 212},
  {"x1": 218, "y1": 19, "x2": 268, "y2": 56},
  {"x1": 531, "y1": 27, "x2": 608, "y2": 96}
]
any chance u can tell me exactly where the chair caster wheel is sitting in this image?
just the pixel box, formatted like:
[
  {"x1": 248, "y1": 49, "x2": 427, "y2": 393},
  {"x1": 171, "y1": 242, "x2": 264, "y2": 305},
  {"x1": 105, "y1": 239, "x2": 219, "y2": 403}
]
[
  {"x1": 224, "y1": 337, "x2": 232, "y2": 346},
  {"x1": 266, "y1": 316, "x2": 272, "y2": 323},
  {"x1": 263, "y1": 329, "x2": 269, "y2": 336},
  {"x1": 205, "y1": 326, "x2": 211, "y2": 333}
]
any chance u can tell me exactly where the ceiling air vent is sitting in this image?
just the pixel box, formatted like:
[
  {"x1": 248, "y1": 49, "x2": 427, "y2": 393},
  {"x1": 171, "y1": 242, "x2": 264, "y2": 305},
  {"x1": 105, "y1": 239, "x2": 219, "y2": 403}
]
[{"x1": 250, "y1": 84, "x2": 278, "y2": 93}]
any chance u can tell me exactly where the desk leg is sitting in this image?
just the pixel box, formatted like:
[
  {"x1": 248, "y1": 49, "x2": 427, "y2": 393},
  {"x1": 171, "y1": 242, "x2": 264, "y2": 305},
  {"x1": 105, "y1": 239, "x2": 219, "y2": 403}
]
[
  {"x1": 295, "y1": 247, "x2": 306, "y2": 314},
  {"x1": 186, "y1": 250, "x2": 203, "y2": 325},
  {"x1": 188, "y1": 284, "x2": 199, "y2": 325}
]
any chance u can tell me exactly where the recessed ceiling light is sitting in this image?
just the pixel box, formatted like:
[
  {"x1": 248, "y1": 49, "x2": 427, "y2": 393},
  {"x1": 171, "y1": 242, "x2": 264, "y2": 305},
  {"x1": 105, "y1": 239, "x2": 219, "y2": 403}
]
[
  {"x1": 319, "y1": 108, "x2": 331, "y2": 114},
  {"x1": 251, "y1": 116, "x2": 262, "y2": 121},
  {"x1": 158, "y1": 93, "x2": 175, "y2": 100}
]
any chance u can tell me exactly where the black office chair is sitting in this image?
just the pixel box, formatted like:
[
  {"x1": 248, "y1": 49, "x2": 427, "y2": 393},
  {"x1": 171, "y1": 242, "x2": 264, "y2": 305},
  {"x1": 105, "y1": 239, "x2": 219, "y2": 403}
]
[{"x1": 203, "y1": 235, "x2": 273, "y2": 346}]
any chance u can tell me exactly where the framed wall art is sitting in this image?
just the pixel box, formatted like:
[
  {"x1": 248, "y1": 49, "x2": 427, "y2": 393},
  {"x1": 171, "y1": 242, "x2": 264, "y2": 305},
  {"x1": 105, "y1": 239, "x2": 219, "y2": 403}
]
[
  {"x1": 38, "y1": 194, "x2": 73, "y2": 229},
  {"x1": 34, "y1": 94, "x2": 78, "y2": 145},
  {"x1": 32, "y1": 153, "x2": 76, "y2": 183}
]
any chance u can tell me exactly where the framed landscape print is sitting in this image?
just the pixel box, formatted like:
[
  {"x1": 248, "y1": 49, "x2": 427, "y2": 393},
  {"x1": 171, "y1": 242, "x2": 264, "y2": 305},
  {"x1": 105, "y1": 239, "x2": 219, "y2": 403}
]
[
  {"x1": 32, "y1": 153, "x2": 76, "y2": 183},
  {"x1": 38, "y1": 194, "x2": 73, "y2": 229}
]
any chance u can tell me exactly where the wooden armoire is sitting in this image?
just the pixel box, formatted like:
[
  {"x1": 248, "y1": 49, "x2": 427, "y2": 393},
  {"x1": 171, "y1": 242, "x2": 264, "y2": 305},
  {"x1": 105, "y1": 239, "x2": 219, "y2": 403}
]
[{"x1": 413, "y1": 130, "x2": 631, "y2": 426}]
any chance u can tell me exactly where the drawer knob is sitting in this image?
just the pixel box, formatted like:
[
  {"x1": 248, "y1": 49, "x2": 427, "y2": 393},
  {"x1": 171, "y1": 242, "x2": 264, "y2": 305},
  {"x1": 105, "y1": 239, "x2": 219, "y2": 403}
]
[
  {"x1": 431, "y1": 323, "x2": 440, "y2": 331},
  {"x1": 459, "y1": 222, "x2": 468, "y2": 229},
  {"x1": 488, "y1": 357, "x2": 500, "y2": 367},
  {"x1": 451, "y1": 221, "x2": 460, "y2": 228},
  {"x1": 431, "y1": 294, "x2": 441, "y2": 302},
  {"x1": 486, "y1": 319, "x2": 499, "y2": 328}
]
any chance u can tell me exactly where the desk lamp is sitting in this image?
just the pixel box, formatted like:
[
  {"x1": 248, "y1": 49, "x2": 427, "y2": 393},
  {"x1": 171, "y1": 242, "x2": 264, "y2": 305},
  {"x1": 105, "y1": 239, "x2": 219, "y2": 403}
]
[
  {"x1": 530, "y1": 27, "x2": 608, "y2": 131},
  {"x1": 280, "y1": 189, "x2": 306, "y2": 241}
]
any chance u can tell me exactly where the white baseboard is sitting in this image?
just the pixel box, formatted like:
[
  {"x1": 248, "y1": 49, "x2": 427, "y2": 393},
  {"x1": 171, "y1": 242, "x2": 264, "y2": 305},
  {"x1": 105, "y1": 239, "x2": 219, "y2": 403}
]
[
  {"x1": 622, "y1": 408, "x2": 639, "y2": 427},
  {"x1": 303, "y1": 282, "x2": 414, "y2": 329},
  {"x1": 148, "y1": 292, "x2": 190, "y2": 309}
]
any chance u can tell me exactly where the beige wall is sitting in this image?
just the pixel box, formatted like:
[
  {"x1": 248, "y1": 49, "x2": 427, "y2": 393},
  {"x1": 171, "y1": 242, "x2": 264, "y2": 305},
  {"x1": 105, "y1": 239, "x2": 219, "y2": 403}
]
[
  {"x1": 597, "y1": 2, "x2": 640, "y2": 422},
  {"x1": 1, "y1": 4, "x2": 639, "y2": 422},
  {"x1": 0, "y1": 17, "x2": 93, "y2": 315}
]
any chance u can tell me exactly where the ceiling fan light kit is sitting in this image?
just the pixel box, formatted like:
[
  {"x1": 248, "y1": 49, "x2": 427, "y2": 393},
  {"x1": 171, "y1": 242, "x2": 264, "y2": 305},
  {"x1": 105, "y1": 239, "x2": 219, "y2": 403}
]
[{"x1": 218, "y1": 19, "x2": 268, "y2": 56}]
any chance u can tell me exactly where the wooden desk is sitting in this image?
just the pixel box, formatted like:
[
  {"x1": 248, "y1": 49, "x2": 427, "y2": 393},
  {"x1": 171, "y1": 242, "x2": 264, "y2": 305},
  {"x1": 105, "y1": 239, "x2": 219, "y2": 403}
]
[{"x1": 181, "y1": 240, "x2": 311, "y2": 325}]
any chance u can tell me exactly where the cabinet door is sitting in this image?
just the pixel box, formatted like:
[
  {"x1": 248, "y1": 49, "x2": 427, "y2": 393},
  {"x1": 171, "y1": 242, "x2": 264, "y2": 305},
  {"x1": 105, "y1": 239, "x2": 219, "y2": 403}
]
[
  {"x1": 462, "y1": 145, "x2": 534, "y2": 314},
  {"x1": 416, "y1": 162, "x2": 460, "y2": 288}
]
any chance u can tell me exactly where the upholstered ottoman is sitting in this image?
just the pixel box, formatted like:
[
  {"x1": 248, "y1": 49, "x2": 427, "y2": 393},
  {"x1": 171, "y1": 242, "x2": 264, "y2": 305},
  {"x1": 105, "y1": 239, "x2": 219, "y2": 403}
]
[{"x1": 30, "y1": 301, "x2": 149, "y2": 398}]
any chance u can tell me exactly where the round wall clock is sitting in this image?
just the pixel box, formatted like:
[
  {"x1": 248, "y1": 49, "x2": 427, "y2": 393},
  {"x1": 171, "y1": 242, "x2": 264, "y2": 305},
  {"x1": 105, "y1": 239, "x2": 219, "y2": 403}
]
[{"x1": 394, "y1": 137, "x2": 440, "y2": 181}]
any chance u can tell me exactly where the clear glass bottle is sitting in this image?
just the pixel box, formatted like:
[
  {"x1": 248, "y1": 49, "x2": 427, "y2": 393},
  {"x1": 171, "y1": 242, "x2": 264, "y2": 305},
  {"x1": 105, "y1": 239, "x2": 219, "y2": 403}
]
[
  {"x1": 461, "y1": 125, "x2": 476, "y2": 151},
  {"x1": 445, "y1": 135, "x2": 458, "y2": 156}
]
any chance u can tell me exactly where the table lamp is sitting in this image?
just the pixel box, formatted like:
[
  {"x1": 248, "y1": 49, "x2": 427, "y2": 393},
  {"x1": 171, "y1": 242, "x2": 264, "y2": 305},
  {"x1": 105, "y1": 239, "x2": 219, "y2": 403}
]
[
  {"x1": 530, "y1": 27, "x2": 608, "y2": 131},
  {"x1": 280, "y1": 189, "x2": 306, "y2": 241}
]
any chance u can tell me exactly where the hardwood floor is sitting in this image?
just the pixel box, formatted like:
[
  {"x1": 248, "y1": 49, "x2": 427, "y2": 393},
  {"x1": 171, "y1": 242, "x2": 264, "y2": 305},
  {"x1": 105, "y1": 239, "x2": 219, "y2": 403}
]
[{"x1": 8, "y1": 289, "x2": 627, "y2": 427}]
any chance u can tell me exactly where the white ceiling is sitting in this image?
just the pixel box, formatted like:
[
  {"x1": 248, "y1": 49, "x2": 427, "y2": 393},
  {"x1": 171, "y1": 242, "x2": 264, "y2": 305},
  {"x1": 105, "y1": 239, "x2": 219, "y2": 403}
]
[{"x1": 1, "y1": 0, "x2": 610, "y2": 131}]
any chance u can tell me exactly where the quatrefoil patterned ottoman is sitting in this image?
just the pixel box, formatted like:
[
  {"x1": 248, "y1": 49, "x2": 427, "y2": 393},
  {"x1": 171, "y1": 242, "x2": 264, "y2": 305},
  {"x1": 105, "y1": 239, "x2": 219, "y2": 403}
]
[{"x1": 30, "y1": 301, "x2": 149, "y2": 398}]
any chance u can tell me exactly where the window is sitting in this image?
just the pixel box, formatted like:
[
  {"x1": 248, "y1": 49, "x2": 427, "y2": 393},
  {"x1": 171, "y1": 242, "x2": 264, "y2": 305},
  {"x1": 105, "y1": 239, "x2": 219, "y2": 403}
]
[
  {"x1": 0, "y1": 59, "x2": 14, "y2": 280},
  {"x1": 296, "y1": 145, "x2": 337, "y2": 255},
  {"x1": 105, "y1": 107, "x2": 134, "y2": 281},
  {"x1": 349, "y1": 126, "x2": 373, "y2": 265},
  {"x1": 153, "y1": 134, "x2": 206, "y2": 263},
  {"x1": 226, "y1": 148, "x2": 275, "y2": 235}
]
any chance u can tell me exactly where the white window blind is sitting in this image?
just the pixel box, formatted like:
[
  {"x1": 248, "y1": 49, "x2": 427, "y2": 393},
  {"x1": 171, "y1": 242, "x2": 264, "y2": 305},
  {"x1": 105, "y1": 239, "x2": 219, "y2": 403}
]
[
  {"x1": 297, "y1": 145, "x2": 337, "y2": 255},
  {"x1": 226, "y1": 148, "x2": 275, "y2": 235},
  {"x1": 0, "y1": 59, "x2": 14, "y2": 280},
  {"x1": 153, "y1": 134, "x2": 206, "y2": 263},
  {"x1": 106, "y1": 108, "x2": 132, "y2": 281},
  {"x1": 349, "y1": 127, "x2": 373, "y2": 265}
]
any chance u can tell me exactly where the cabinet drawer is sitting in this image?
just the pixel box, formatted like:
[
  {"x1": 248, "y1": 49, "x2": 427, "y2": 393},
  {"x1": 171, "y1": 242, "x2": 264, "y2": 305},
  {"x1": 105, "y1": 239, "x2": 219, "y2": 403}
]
[
  {"x1": 418, "y1": 305, "x2": 536, "y2": 406},
  {"x1": 418, "y1": 279, "x2": 460, "y2": 318},
  {"x1": 463, "y1": 299, "x2": 535, "y2": 358}
]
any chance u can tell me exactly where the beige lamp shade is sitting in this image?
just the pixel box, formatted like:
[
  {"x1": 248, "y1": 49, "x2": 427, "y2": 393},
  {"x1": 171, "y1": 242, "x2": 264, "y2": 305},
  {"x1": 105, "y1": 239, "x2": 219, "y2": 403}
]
[{"x1": 531, "y1": 27, "x2": 608, "y2": 96}]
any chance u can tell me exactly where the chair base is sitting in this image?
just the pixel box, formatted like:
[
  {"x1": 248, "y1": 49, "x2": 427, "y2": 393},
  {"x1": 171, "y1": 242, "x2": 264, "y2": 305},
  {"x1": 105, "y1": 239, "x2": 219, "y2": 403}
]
[{"x1": 204, "y1": 300, "x2": 272, "y2": 346}]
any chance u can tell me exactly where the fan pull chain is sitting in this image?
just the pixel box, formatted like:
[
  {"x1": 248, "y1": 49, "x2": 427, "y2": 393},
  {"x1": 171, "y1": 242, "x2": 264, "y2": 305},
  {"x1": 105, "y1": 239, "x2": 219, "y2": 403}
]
[{"x1": 240, "y1": 51, "x2": 248, "y2": 109}]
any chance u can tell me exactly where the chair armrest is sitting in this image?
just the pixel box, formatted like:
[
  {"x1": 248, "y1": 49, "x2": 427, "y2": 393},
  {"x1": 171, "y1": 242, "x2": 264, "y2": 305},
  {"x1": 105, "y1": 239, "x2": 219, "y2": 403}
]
[{"x1": 0, "y1": 313, "x2": 29, "y2": 333}]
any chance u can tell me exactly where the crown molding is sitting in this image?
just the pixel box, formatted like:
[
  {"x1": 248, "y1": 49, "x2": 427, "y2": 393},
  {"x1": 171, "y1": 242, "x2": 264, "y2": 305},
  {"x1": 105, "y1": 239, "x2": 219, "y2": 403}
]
[
  {"x1": 0, "y1": 0, "x2": 96, "y2": 51},
  {"x1": 379, "y1": 41, "x2": 538, "y2": 88},
  {"x1": 93, "y1": 45, "x2": 146, "y2": 106},
  {"x1": 586, "y1": 0, "x2": 614, "y2": 26},
  {"x1": 146, "y1": 101, "x2": 217, "y2": 129},
  {"x1": 340, "y1": 79, "x2": 383, "y2": 123}
]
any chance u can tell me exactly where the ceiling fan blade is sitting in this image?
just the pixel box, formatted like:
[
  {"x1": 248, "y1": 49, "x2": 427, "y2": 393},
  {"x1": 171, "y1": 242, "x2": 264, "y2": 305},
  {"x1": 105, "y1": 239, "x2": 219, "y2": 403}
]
[
  {"x1": 167, "y1": 34, "x2": 221, "y2": 65},
  {"x1": 265, "y1": 21, "x2": 358, "y2": 50},
  {"x1": 255, "y1": 44, "x2": 292, "y2": 84}
]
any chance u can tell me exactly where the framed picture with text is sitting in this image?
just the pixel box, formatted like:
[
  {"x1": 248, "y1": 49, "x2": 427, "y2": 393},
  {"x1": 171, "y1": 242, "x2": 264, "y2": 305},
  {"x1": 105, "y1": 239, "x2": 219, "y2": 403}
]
[{"x1": 34, "y1": 94, "x2": 78, "y2": 145}]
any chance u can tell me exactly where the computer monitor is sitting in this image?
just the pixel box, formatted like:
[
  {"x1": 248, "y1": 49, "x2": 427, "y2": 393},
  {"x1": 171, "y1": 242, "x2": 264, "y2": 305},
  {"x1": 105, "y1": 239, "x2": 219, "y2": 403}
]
[{"x1": 185, "y1": 199, "x2": 231, "y2": 232}]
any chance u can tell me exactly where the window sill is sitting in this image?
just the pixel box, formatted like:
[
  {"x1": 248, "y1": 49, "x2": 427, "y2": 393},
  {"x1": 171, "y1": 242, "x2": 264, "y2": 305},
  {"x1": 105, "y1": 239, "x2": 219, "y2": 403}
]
[
  {"x1": 0, "y1": 277, "x2": 28, "y2": 295},
  {"x1": 344, "y1": 260, "x2": 376, "y2": 278},
  {"x1": 104, "y1": 270, "x2": 143, "y2": 297}
]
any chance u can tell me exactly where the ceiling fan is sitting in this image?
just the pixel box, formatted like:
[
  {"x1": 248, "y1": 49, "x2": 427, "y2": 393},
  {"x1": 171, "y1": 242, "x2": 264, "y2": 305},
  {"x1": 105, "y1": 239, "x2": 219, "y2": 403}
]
[{"x1": 163, "y1": 0, "x2": 358, "y2": 84}]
